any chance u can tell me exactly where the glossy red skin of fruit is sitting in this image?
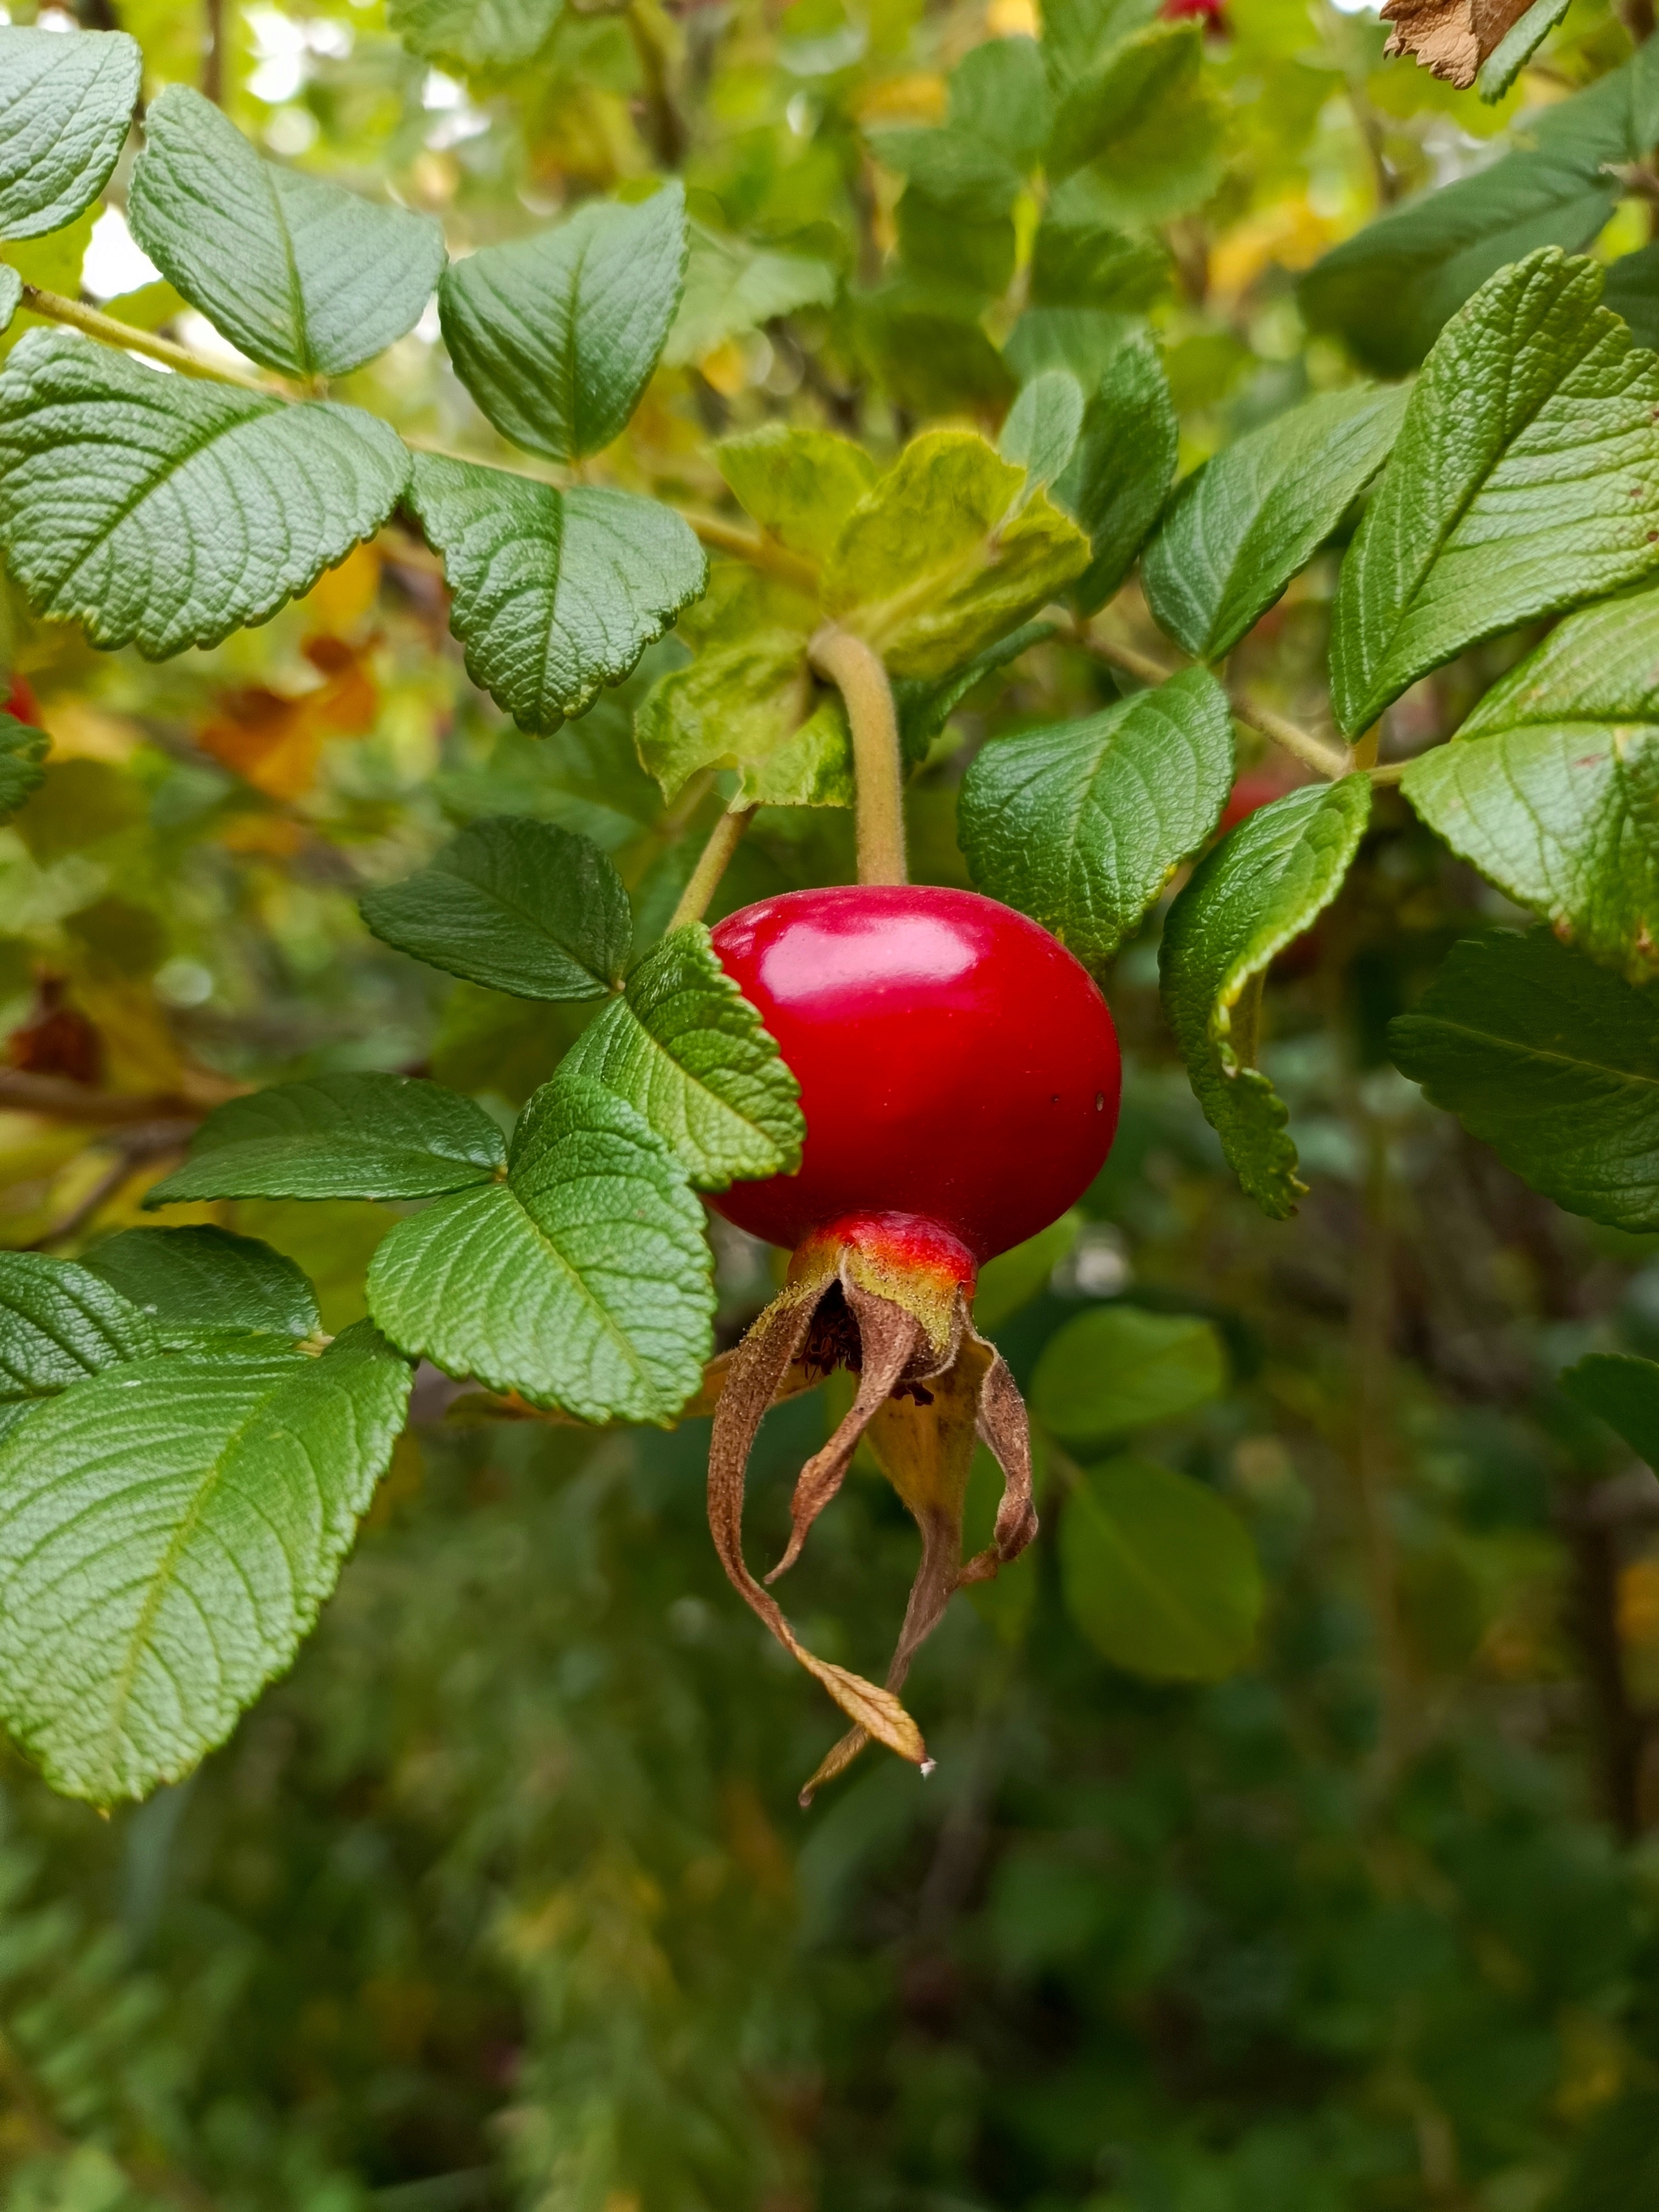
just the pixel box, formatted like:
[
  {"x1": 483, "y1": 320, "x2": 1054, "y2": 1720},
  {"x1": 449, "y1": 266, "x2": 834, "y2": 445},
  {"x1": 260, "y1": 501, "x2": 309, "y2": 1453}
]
[{"x1": 709, "y1": 885, "x2": 1121, "y2": 1263}]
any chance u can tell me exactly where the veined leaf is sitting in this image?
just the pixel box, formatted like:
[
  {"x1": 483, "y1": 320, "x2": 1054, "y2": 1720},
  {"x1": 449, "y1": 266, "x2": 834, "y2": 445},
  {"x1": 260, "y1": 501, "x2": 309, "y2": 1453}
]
[
  {"x1": 0, "y1": 1323, "x2": 412, "y2": 1803},
  {"x1": 1047, "y1": 23, "x2": 1226, "y2": 224},
  {"x1": 81, "y1": 1227, "x2": 321, "y2": 1343},
  {"x1": 895, "y1": 619, "x2": 1057, "y2": 765},
  {"x1": 0, "y1": 709, "x2": 48, "y2": 823},
  {"x1": 439, "y1": 185, "x2": 685, "y2": 464},
  {"x1": 1000, "y1": 370, "x2": 1085, "y2": 495},
  {"x1": 127, "y1": 86, "x2": 446, "y2": 380},
  {"x1": 366, "y1": 1073, "x2": 714, "y2": 1424},
  {"x1": 949, "y1": 33, "x2": 1053, "y2": 168},
  {"x1": 146, "y1": 1074, "x2": 507, "y2": 1205},
  {"x1": 1161, "y1": 776, "x2": 1371, "y2": 1217},
  {"x1": 1030, "y1": 198, "x2": 1170, "y2": 313},
  {"x1": 1402, "y1": 582, "x2": 1659, "y2": 981},
  {"x1": 387, "y1": 0, "x2": 561, "y2": 63},
  {"x1": 665, "y1": 223, "x2": 837, "y2": 368},
  {"x1": 959, "y1": 667, "x2": 1234, "y2": 973},
  {"x1": 1390, "y1": 927, "x2": 1659, "y2": 1233},
  {"x1": 0, "y1": 27, "x2": 141, "y2": 241},
  {"x1": 561, "y1": 923, "x2": 804, "y2": 1190},
  {"x1": 1053, "y1": 330, "x2": 1177, "y2": 615},
  {"x1": 824, "y1": 429, "x2": 1090, "y2": 680},
  {"x1": 1478, "y1": 0, "x2": 1572, "y2": 100},
  {"x1": 0, "y1": 1251, "x2": 155, "y2": 1443},
  {"x1": 1041, "y1": 0, "x2": 1162, "y2": 83},
  {"x1": 717, "y1": 424, "x2": 877, "y2": 563},
  {"x1": 1034, "y1": 1306, "x2": 1227, "y2": 1441},
  {"x1": 0, "y1": 331, "x2": 410, "y2": 657},
  {"x1": 1560, "y1": 1351, "x2": 1659, "y2": 1469},
  {"x1": 1331, "y1": 251, "x2": 1659, "y2": 737},
  {"x1": 634, "y1": 633, "x2": 853, "y2": 809},
  {"x1": 409, "y1": 454, "x2": 706, "y2": 735},
  {"x1": 360, "y1": 818, "x2": 631, "y2": 1002},
  {"x1": 1143, "y1": 385, "x2": 1409, "y2": 661}
]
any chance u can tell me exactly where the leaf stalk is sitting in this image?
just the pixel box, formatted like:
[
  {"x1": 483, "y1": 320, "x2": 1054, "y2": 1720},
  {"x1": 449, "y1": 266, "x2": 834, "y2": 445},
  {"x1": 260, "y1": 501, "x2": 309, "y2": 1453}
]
[
  {"x1": 808, "y1": 624, "x2": 907, "y2": 886},
  {"x1": 20, "y1": 285, "x2": 283, "y2": 395},
  {"x1": 667, "y1": 805, "x2": 757, "y2": 931},
  {"x1": 1079, "y1": 622, "x2": 1354, "y2": 782}
]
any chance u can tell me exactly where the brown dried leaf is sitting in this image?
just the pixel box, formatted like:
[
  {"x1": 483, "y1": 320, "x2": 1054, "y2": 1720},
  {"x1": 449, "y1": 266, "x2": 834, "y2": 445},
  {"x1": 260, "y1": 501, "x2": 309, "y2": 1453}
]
[{"x1": 1380, "y1": 0, "x2": 1532, "y2": 88}]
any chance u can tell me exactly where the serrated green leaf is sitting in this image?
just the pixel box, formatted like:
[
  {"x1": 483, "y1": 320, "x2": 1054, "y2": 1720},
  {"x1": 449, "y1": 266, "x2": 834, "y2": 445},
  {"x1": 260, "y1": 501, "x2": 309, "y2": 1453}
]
[
  {"x1": 634, "y1": 632, "x2": 853, "y2": 809},
  {"x1": 360, "y1": 818, "x2": 631, "y2": 1002},
  {"x1": 1041, "y1": 0, "x2": 1162, "y2": 83},
  {"x1": 0, "y1": 330, "x2": 409, "y2": 658},
  {"x1": 145, "y1": 1074, "x2": 507, "y2": 1205},
  {"x1": 960, "y1": 667, "x2": 1234, "y2": 974},
  {"x1": 439, "y1": 185, "x2": 685, "y2": 464},
  {"x1": 0, "y1": 1322, "x2": 412, "y2": 1804},
  {"x1": 1161, "y1": 776, "x2": 1371, "y2": 1218},
  {"x1": 0, "y1": 1251, "x2": 155, "y2": 1441},
  {"x1": 387, "y1": 0, "x2": 561, "y2": 63},
  {"x1": 1478, "y1": 0, "x2": 1571, "y2": 100},
  {"x1": 1143, "y1": 386, "x2": 1408, "y2": 661},
  {"x1": 1035, "y1": 1305, "x2": 1227, "y2": 1440},
  {"x1": 1000, "y1": 369, "x2": 1085, "y2": 495},
  {"x1": 1060, "y1": 1453, "x2": 1261, "y2": 1681},
  {"x1": 366, "y1": 1073, "x2": 713, "y2": 1424},
  {"x1": 0, "y1": 27, "x2": 140, "y2": 242},
  {"x1": 409, "y1": 454, "x2": 706, "y2": 736},
  {"x1": 716, "y1": 424, "x2": 877, "y2": 563},
  {"x1": 893, "y1": 619, "x2": 1057, "y2": 765},
  {"x1": 1389, "y1": 927, "x2": 1659, "y2": 1234},
  {"x1": 561, "y1": 923, "x2": 803, "y2": 1191},
  {"x1": 1047, "y1": 23, "x2": 1226, "y2": 224},
  {"x1": 824, "y1": 428, "x2": 1089, "y2": 681},
  {"x1": 1331, "y1": 251, "x2": 1659, "y2": 739},
  {"x1": 127, "y1": 86, "x2": 446, "y2": 381},
  {"x1": 1052, "y1": 329, "x2": 1177, "y2": 615},
  {"x1": 0, "y1": 710, "x2": 48, "y2": 824},
  {"x1": 1401, "y1": 582, "x2": 1659, "y2": 982},
  {"x1": 1560, "y1": 1351, "x2": 1659, "y2": 1468},
  {"x1": 868, "y1": 126, "x2": 1025, "y2": 224},
  {"x1": 80, "y1": 1227, "x2": 321, "y2": 1344},
  {"x1": 1030, "y1": 193, "x2": 1171, "y2": 313},
  {"x1": 664, "y1": 223, "x2": 837, "y2": 368}
]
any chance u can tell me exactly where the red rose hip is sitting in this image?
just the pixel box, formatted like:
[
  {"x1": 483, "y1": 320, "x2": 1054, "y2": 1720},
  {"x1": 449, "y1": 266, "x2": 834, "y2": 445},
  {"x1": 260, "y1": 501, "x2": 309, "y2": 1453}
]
[{"x1": 709, "y1": 884, "x2": 1121, "y2": 1262}]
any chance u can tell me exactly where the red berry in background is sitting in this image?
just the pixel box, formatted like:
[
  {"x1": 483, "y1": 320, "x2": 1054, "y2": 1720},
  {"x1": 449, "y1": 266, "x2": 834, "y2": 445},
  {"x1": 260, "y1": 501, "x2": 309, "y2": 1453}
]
[
  {"x1": 3, "y1": 673, "x2": 39, "y2": 726},
  {"x1": 1162, "y1": 0, "x2": 1225, "y2": 21},
  {"x1": 710, "y1": 884, "x2": 1121, "y2": 1264},
  {"x1": 1218, "y1": 768, "x2": 1298, "y2": 838}
]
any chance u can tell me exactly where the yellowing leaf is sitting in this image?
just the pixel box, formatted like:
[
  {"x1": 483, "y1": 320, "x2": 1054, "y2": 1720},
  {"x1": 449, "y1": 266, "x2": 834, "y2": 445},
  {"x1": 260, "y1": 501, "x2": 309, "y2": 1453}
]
[{"x1": 634, "y1": 631, "x2": 854, "y2": 808}]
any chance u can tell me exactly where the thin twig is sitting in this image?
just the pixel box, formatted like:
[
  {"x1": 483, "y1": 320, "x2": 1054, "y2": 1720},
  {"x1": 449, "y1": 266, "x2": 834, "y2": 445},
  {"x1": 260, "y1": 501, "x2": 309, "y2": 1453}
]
[
  {"x1": 28, "y1": 1119, "x2": 197, "y2": 1250},
  {"x1": 808, "y1": 624, "x2": 907, "y2": 885},
  {"x1": 21, "y1": 286, "x2": 282, "y2": 394},
  {"x1": 1077, "y1": 623, "x2": 1354, "y2": 781},
  {"x1": 667, "y1": 806, "x2": 756, "y2": 931},
  {"x1": 0, "y1": 1070, "x2": 208, "y2": 1125},
  {"x1": 681, "y1": 509, "x2": 819, "y2": 593}
]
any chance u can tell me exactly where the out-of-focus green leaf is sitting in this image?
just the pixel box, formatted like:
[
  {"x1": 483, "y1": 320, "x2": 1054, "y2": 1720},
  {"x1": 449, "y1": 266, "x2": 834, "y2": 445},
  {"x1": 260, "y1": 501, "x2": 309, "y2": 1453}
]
[
  {"x1": 387, "y1": 0, "x2": 561, "y2": 62},
  {"x1": 1052, "y1": 329, "x2": 1177, "y2": 615},
  {"x1": 1602, "y1": 242, "x2": 1659, "y2": 351},
  {"x1": 80, "y1": 1227, "x2": 321, "y2": 1345},
  {"x1": 0, "y1": 27, "x2": 140, "y2": 241},
  {"x1": 972, "y1": 1213, "x2": 1080, "y2": 1334},
  {"x1": 1389, "y1": 929, "x2": 1659, "y2": 1234},
  {"x1": 960, "y1": 667, "x2": 1233, "y2": 974},
  {"x1": 1034, "y1": 1306, "x2": 1227, "y2": 1439},
  {"x1": 1162, "y1": 777, "x2": 1371, "y2": 1217},
  {"x1": 635, "y1": 633, "x2": 852, "y2": 808},
  {"x1": 949, "y1": 33, "x2": 1053, "y2": 168},
  {"x1": 0, "y1": 709, "x2": 47, "y2": 823},
  {"x1": 365, "y1": 1075, "x2": 713, "y2": 1423},
  {"x1": 439, "y1": 185, "x2": 686, "y2": 463},
  {"x1": 665, "y1": 224, "x2": 837, "y2": 367},
  {"x1": 999, "y1": 369, "x2": 1085, "y2": 494},
  {"x1": 1047, "y1": 23, "x2": 1226, "y2": 224},
  {"x1": 1041, "y1": 0, "x2": 1162, "y2": 83},
  {"x1": 1060, "y1": 1454, "x2": 1261, "y2": 1680},
  {"x1": 854, "y1": 283, "x2": 1016, "y2": 416},
  {"x1": 1561, "y1": 1352, "x2": 1659, "y2": 1469},
  {"x1": 716, "y1": 424, "x2": 876, "y2": 563},
  {"x1": 1030, "y1": 193, "x2": 1171, "y2": 313}
]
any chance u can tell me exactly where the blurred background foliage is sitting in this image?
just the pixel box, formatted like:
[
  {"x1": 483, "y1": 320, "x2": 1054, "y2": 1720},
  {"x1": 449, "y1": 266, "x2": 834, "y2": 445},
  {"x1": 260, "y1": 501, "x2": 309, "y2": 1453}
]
[{"x1": 2, "y1": 0, "x2": 1659, "y2": 2207}]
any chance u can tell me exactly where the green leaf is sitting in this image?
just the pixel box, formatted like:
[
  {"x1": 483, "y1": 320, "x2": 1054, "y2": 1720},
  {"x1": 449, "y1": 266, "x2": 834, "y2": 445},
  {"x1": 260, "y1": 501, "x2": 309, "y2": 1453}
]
[
  {"x1": 1034, "y1": 1306, "x2": 1227, "y2": 1441},
  {"x1": 1052, "y1": 329, "x2": 1178, "y2": 615},
  {"x1": 894, "y1": 619, "x2": 1057, "y2": 765},
  {"x1": 1401, "y1": 582, "x2": 1659, "y2": 982},
  {"x1": 1560, "y1": 1352, "x2": 1659, "y2": 1469},
  {"x1": 1047, "y1": 23, "x2": 1226, "y2": 224},
  {"x1": 0, "y1": 27, "x2": 141, "y2": 242},
  {"x1": 959, "y1": 667, "x2": 1234, "y2": 974},
  {"x1": 126, "y1": 86, "x2": 446, "y2": 381},
  {"x1": 144, "y1": 1074, "x2": 507, "y2": 1205},
  {"x1": 1161, "y1": 776, "x2": 1371, "y2": 1218},
  {"x1": 387, "y1": 0, "x2": 561, "y2": 63},
  {"x1": 80, "y1": 1227, "x2": 321, "y2": 1344},
  {"x1": 0, "y1": 264, "x2": 18, "y2": 336},
  {"x1": 360, "y1": 818, "x2": 631, "y2": 1002},
  {"x1": 1030, "y1": 190, "x2": 1171, "y2": 313},
  {"x1": 0, "y1": 1251, "x2": 155, "y2": 1441},
  {"x1": 1300, "y1": 46, "x2": 1659, "y2": 376},
  {"x1": 1478, "y1": 0, "x2": 1571, "y2": 100},
  {"x1": 1389, "y1": 927, "x2": 1659, "y2": 1234},
  {"x1": 0, "y1": 331, "x2": 410, "y2": 658},
  {"x1": 1143, "y1": 385, "x2": 1409, "y2": 661},
  {"x1": 1602, "y1": 243, "x2": 1659, "y2": 352},
  {"x1": 1041, "y1": 0, "x2": 1162, "y2": 83},
  {"x1": 438, "y1": 185, "x2": 685, "y2": 465},
  {"x1": 869, "y1": 127, "x2": 1025, "y2": 224},
  {"x1": 664, "y1": 223, "x2": 837, "y2": 369},
  {"x1": 718, "y1": 424, "x2": 876, "y2": 563},
  {"x1": 1060, "y1": 1454, "x2": 1262, "y2": 1681},
  {"x1": 0, "y1": 709, "x2": 48, "y2": 824},
  {"x1": 634, "y1": 633, "x2": 853, "y2": 809},
  {"x1": 971, "y1": 1213, "x2": 1080, "y2": 1334},
  {"x1": 365, "y1": 1073, "x2": 713, "y2": 1424},
  {"x1": 824, "y1": 428, "x2": 1090, "y2": 681},
  {"x1": 408, "y1": 454, "x2": 706, "y2": 736},
  {"x1": 999, "y1": 369, "x2": 1085, "y2": 494},
  {"x1": 1330, "y1": 251, "x2": 1659, "y2": 738},
  {"x1": 561, "y1": 923, "x2": 803, "y2": 1191},
  {"x1": 0, "y1": 1323, "x2": 412, "y2": 1804}
]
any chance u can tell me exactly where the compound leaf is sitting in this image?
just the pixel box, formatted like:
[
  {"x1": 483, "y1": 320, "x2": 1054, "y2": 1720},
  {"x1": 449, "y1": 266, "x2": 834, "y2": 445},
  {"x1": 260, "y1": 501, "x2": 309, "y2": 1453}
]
[
  {"x1": 1052, "y1": 328, "x2": 1177, "y2": 615},
  {"x1": 411, "y1": 454, "x2": 704, "y2": 735},
  {"x1": 365, "y1": 1073, "x2": 713, "y2": 1424},
  {"x1": 959, "y1": 667, "x2": 1234, "y2": 973},
  {"x1": 145, "y1": 1074, "x2": 507, "y2": 1205},
  {"x1": 1144, "y1": 385, "x2": 1408, "y2": 661},
  {"x1": 1034, "y1": 1306, "x2": 1227, "y2": 1441},
  {"x1": 0, "y1": 1323, "x2": 412, "y2": 1804},
  {"x1": 439, "y1": 185, "x2": 685, "y2": 463},
  {"x1": 0, "y1": 26, "x2": 141, "y2": 242},
  {"x1": 81, "y1": 1227, "x2": 321, "y2": 1343},
  {"x1": 0, "y1": 330, "x2": 409, "y2": 657},
  {"x1": 1161, "y1": 776, "x2": 1371, "y2": 1217},
  {"x1": 1389, "y1": 927, "x2": 1659, "y2": 1233},
  {"x1": 561, "y1": 923, "x2": 804, "y2": 1190},
  {"x1": 128, "y1": 86, "x2": 446, "y2": 379}
]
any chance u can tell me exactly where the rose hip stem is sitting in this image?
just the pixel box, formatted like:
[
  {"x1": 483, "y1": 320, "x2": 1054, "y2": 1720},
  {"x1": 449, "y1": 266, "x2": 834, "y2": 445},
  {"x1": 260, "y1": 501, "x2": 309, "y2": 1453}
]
[
  {"x1": 667, "y1": 804, "x2": 758, "y2": 931},
  {"x1": 808, "y1": 624, "x2": 907, "y2": 887}
]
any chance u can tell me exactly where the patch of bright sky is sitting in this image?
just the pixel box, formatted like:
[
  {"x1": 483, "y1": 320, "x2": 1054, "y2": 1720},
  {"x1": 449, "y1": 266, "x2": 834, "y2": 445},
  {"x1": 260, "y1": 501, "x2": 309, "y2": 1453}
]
[
  {"x1": 423, "y1": 70, "x2": 490, "y2": 148},
  {"x1": 246, "y1": 5, "x2": 353, "y2": 104},
  {"x1": 83, "y1": 207, "x2": 161, "y2": 301}
]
